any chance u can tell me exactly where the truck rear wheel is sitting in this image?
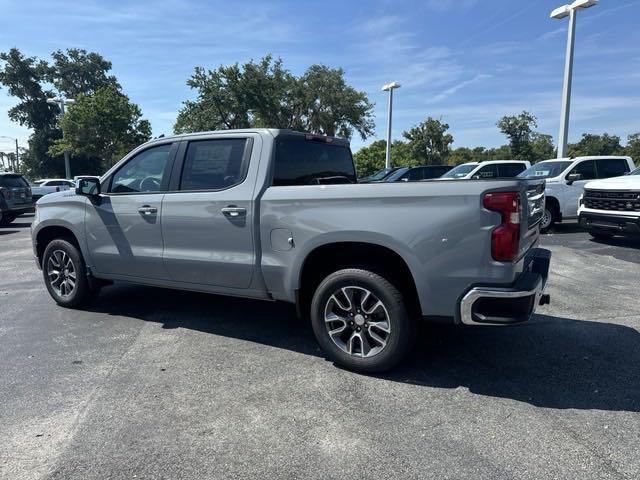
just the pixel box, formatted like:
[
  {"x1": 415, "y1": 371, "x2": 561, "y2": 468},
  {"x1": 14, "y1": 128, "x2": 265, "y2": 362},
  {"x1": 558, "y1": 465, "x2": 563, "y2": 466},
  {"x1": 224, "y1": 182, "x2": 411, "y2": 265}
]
[
  {"x1": 42, "y1": 239, "x2": 98, "y2": 308},
  {"x1": 310, "y1": 268, "x2": 413, "y2": 373},
  {"x1": 540, "y1": 207, "x2": 554, "y2": 232}
]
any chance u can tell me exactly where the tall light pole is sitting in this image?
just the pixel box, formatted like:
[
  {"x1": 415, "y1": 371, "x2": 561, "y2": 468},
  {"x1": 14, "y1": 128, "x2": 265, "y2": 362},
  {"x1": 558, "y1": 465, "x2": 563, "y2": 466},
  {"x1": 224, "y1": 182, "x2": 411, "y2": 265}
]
[
  {"x1": 0, "y1": 136, "x2": 19, "y2": 172},
  {"x1": 381, "y1": 81, "x2": 401, "y2": 169},
  {"x1": 551, "y1": 0, "x2": 598, "y2": 158},
  {"x1": 47, "y1": 96, "x2": 76, "y2": 179}
]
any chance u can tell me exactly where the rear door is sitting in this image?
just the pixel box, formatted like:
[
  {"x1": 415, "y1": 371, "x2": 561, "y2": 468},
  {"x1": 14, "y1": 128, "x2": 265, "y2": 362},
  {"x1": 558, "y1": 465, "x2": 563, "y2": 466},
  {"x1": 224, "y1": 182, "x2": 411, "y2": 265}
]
[
  {"x1": 596, "y1": 158, "x2": 631, "y2": 179},
  {"x1": 85, "y1": 142, "x2": 176, "y2": 279},
  {"x1": 161, "y1": 134, "x2": 258, "y2": 288}
]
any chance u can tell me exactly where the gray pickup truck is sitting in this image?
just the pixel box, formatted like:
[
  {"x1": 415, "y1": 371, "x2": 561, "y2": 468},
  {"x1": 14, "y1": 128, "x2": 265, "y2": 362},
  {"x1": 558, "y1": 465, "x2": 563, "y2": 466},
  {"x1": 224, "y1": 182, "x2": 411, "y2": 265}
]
[{"x1": 31, "y1": 129, "x2": 551, "y2": 372}]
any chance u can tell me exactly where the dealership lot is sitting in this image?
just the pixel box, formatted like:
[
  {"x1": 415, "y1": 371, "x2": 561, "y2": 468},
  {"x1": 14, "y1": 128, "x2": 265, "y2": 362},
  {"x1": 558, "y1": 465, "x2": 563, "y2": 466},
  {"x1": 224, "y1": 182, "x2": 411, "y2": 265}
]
[{"x1": 1, "y1": 215, "x2": 639, "y2": 479}]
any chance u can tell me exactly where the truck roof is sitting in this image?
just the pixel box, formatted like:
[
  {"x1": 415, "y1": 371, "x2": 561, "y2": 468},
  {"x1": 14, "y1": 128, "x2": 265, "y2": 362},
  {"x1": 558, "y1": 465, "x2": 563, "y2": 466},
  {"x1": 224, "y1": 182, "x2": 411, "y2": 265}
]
[{"x1": 144, "y1": 129, "x2": 351, "y2": 147}]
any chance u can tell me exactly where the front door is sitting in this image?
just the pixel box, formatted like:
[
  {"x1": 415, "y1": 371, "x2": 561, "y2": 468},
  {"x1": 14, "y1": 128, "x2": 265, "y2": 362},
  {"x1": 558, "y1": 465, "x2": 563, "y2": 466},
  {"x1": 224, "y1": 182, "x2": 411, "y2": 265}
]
[
  {"x1": 85, "y1": 142, "x2": 176, "y2": 279},
  {"x1": 563, "y1": 159, "x2": 596, "y2": 218},
  {"x1": 161, "y1": 136, "x2": 257, "y2": 288}
]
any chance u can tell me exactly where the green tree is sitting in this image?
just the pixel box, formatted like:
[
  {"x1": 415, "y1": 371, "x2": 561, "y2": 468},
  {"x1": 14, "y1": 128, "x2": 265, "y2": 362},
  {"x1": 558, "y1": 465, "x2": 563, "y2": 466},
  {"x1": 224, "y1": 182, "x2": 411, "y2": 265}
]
[
  {"x1": 49, "y1": 86, "x2": 151, "y2": 167},
  {"x1": 402, "y1": 117, "x2": 453, "y2": 165},
  {"x1": 568, "y1": 133, "x2": 624, "y2": 157},
  {"x1": 0, "y1": 48, "x2": 142, "y2": 177},
  {"x1": 530, "y1": 133, "x2": 555, "y2": 162},
  {"x1": 352, "y1": 140, "x2": 415, "y2": 177},
  {"x1": 625, "y1": 133, "x2": 640, "y2": 165},
  {"x1": 174, "y1": 55, "x2": 374, "y2": 140},
  {"x1": 47, "y1": 48, "x2": 120, "y2": 98},
  {"x1": 497, "y1": 111, "x2": 537, "y2": 160}
]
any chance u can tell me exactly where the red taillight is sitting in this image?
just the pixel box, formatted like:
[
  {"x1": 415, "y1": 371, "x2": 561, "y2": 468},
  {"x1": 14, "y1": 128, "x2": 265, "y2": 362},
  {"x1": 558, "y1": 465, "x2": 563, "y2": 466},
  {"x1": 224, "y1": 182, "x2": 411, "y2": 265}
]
[
  {"x1": 483, "y1": 191, "x2": 521, "y2": 262},
  {"x1": 0, "y1": 187, "x2": 11, "y2": 200}
]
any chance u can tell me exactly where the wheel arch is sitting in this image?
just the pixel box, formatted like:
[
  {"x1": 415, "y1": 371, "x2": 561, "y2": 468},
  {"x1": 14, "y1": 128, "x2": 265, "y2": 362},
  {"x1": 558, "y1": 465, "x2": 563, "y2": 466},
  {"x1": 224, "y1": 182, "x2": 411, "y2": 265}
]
[
  {"x1": 545, "y1": 196, "x2": 562, "y2": 222},
  {"x1": 295, "y1": 241, "x2": 422, "y2": 320},
  {"x1": 35, "y1": 225, "x2": 83, "y2": 267}
]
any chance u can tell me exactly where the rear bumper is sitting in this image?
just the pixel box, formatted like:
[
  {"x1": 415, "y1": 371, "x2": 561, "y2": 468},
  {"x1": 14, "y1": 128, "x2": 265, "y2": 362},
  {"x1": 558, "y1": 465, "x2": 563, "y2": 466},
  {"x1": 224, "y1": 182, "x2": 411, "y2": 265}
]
[
  {"x1": 579, "y1": 211, "x2": 640, "y2": 236},
  {"x1": 459, "y1": 248, "x2": 551, "y2": 326}
]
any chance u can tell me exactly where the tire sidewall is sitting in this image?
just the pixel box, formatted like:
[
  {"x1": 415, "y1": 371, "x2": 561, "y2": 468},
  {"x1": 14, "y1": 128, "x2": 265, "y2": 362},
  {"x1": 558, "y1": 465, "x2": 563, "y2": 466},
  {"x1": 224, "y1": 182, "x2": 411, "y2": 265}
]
[
  {"x1": 42, "y1": 239, "x2": 89, "y2": 307},
  {"x1": 310, "y1": 269, "x2": 412, "y2": 373},
  {"x1": 540, "y1": 207, "x2": 554, "y2": 232}
]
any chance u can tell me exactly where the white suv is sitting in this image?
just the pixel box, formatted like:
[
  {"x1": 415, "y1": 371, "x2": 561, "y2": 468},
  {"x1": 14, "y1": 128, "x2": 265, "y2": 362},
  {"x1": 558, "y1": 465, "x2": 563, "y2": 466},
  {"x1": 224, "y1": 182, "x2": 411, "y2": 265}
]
[
  {"x1": 518, "y1": 156, "x2": 636, "y2": 231},
  {"x1": 578, "y1": 166, "x2": 640, "y2": 239},
  {"x1": 440, "y1": 160, "x2": 531, "y2": 180}
]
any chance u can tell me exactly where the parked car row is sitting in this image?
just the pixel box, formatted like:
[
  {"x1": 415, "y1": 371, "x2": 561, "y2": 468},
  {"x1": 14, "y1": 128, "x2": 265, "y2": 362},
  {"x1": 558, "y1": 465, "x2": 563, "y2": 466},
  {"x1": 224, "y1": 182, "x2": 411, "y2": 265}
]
[{"x1": 30, "y1": 178, "x2": 75, "y2": 201}]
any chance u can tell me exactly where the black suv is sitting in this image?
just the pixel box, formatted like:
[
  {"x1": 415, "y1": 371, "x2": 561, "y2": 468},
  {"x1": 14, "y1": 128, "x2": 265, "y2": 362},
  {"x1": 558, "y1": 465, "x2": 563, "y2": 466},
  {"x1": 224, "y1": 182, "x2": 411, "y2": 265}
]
[{"x1": 0, "y1": 173, "x2": 34, "y2": 226}]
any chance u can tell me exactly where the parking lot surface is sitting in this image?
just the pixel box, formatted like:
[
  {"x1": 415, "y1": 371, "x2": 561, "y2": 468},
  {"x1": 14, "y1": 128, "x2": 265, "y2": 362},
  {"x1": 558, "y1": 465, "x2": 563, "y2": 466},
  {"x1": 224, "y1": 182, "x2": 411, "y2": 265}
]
[{"x1": 1, "y1": 215, "x2": 639, "y2": 480}]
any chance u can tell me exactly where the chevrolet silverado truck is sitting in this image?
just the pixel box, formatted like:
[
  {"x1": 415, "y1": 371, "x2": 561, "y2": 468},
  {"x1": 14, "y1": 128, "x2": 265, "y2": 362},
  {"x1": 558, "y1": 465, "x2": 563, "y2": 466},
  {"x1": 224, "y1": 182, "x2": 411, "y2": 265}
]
[
  {"x1": 31, "y1": 129, "x2": 551, "y2": 372},
  {"x1": 578, "y1": 166, "x2": 640, "y2": 239}
]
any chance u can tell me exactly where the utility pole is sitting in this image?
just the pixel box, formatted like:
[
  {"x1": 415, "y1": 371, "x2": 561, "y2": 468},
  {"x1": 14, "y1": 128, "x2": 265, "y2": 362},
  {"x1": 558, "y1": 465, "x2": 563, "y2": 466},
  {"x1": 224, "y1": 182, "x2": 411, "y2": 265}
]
[
  {"x1": 47, "y1": 96, "x2": 76, "y2": 178},
  {"x1": 381, "y1": 81, "x2": 401, "y2": 169}
]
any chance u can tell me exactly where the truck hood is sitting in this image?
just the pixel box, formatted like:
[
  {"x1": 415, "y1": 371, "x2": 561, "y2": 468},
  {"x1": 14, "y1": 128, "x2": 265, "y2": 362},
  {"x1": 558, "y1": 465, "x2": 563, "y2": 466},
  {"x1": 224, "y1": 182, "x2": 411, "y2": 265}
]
[
  {"x1": 35, "y1": 189, "x2": 77, "y2": 205},
  {"x1": 585, "y1": 175, "x2": 640, "y2": 191}
]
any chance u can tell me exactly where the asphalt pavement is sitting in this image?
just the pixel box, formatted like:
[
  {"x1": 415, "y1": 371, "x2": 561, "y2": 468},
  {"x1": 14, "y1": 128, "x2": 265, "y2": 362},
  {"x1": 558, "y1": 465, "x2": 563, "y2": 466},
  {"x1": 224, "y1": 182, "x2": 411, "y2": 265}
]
[{"x1": 1, "y1": 215, "x2": 639, "y2": 480}]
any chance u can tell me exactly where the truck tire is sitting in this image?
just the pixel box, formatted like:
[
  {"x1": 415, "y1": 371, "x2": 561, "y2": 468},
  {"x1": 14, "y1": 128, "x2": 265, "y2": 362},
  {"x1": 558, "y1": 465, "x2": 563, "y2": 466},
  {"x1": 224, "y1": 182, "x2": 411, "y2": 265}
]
[
  {"x1": 42, "y1": 239, "x2": 98, "y2": 308},
  {"x1": 0, "y1": 213, "x2": 15, "y2": 226},
  {"x1": 310, "y1": 268, "x2": 413, "y2": 373},
  {"x1": 540, "y1": 207, "x2": 555, "y2": 233}
]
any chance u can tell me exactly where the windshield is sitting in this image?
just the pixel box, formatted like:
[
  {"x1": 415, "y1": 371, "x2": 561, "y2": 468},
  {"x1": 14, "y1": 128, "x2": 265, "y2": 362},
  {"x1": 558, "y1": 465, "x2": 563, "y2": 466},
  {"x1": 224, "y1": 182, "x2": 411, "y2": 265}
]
[
  {"x1": 366, "y1": 167, "x2": 401, "y2": 181},
  {"x1": 384, "y1": 168, "x2": 410, "y2": 182},
  {"x1": 518, "y1": 161, "x2": 572, "y2": 179},
  {"x1": 441, "y1": 164, "x2": 478, "y2": 179}
]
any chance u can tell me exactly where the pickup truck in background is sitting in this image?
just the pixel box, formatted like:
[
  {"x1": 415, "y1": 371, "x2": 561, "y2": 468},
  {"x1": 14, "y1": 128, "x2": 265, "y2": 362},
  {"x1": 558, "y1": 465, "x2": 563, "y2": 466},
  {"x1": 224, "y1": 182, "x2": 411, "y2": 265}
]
[
  {"x1": 578, "y1": 166, "x2": 640, "y2": 239},
  {"x1": 31, "y1": 129, "x2": 551, "y2": 372},
  {"x1": 518, "y1": 156, "x2": 636, "y2": 231},
  {"x1": 31, "y1": 178, "x2": 75, "y2": 201},
  {"x1": 440, "y1": 160, "x2": 531, "y2": 180}
]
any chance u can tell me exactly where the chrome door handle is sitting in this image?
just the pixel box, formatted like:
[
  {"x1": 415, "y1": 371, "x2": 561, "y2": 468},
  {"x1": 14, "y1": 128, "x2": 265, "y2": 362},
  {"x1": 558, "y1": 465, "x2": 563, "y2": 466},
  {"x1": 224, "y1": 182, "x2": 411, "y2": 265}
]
[
  {"x1": 221, "y1": 206, "x2": 246, "y2": 217},
  {"x1": 138, "y1": 205, "x2": 158, "y2": 215}
]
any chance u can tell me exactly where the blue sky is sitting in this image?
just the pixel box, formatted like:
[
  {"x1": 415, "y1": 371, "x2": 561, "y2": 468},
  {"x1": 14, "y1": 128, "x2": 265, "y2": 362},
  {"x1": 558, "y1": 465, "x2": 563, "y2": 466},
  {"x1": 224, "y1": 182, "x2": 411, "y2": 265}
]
[{"x1": 0, "y1": 0, "x2": 639, "y2": 154}]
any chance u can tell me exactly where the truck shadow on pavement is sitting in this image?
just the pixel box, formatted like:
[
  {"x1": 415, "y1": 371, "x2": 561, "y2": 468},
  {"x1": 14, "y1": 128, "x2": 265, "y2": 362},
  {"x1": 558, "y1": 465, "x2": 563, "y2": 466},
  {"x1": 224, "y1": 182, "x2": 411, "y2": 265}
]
[{"x1": 89, "y1": 284, "x2": 640, "y2": 413}]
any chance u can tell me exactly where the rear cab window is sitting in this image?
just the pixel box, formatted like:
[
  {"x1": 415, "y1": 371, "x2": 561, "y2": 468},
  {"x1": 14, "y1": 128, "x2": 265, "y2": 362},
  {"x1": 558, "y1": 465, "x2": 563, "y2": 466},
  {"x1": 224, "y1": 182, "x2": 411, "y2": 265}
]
[
  {"x1": 272, "y1": 135, "x2": 356, "y2": 186},
  {"x1": 0, "y1": 175, "x2": 29, "y2": 188}
]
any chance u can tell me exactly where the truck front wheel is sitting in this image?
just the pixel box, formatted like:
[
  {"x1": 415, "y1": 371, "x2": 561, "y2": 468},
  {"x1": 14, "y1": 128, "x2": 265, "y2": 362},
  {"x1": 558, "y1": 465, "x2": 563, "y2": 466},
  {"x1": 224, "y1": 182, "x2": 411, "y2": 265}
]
[
  {"x1": 42, "y1": 239, "x2": 98, "y2": 308},
  {"x1": 310, "y1": 268, "x2": 413, "y2": 373}
]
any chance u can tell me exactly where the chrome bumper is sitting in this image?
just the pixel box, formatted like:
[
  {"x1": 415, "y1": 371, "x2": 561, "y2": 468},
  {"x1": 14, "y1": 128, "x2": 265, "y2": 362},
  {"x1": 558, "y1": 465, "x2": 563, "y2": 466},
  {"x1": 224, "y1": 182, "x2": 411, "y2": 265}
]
[{"x1": 459, "y1": 248, "x2": 551, "y2": 326}]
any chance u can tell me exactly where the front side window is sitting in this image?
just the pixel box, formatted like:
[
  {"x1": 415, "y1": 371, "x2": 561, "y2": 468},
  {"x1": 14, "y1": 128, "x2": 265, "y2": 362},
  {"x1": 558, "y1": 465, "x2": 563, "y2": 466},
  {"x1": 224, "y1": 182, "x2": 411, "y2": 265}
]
[
  {"x1": 441, "y1": 164, "x2": 478, "y2": 179},
  {"x1": 111, "y1": 144, "x2": 172, "y2": 193},
  {"x1": 596, "y1": 159, "x2": 629, "y2": 179},
  {"x1": 273, "y1": 136, "x2": 356, "y2": 186},
  {"x1": 568, "y1": 160, "x2": 597, "y2": 181},
  {"x1": 518, "y1": 161, "x2": 572, "y2": 179},
  {"x1": 180, "y1": 139, "x2": 248, "y2": 191}
]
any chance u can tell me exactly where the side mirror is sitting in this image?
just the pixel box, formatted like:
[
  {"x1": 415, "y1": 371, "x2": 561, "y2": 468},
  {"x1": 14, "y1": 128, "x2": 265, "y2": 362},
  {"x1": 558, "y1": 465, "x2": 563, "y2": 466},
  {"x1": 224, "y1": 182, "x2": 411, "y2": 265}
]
[
  {"x1": 566, "y1": 173, "x2": 582, "y2": 185},
  {"x1": 75, "y1": 177, "x2": 101, "y2": 197}
]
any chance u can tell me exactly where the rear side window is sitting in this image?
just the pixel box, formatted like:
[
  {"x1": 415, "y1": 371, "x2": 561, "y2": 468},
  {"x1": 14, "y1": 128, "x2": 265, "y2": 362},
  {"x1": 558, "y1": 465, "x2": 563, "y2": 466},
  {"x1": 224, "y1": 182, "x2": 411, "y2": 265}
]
[
  {"x1": 498, "y1": 163, "x2": 526, "y2": 177},
  {"x1": 568, "y1": 160, "x2": 597, "y2": 180},
  {"x1": 273, "y1": 137, "x2": 356, "y2": 186},
  {"x1": 180, "y1": 139, "x2": 248, "y2": 191},
  {"x1": 596, "y1": 159, "x2": 629, "y2": 179},
  {"x1": 0, "y1": 175, "x2": 29, "y2": 188}
]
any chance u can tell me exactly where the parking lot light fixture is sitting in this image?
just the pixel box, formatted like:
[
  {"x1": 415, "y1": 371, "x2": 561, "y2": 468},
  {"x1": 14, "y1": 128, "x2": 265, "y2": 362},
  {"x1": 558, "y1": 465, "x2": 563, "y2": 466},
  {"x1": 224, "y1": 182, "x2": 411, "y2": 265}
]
[
  {"x1": 551, "y1": 0, "x2": 598, "y2": 158},
  {"x1": 381, "y1": 81, "x2": 401, "y2": 169}
]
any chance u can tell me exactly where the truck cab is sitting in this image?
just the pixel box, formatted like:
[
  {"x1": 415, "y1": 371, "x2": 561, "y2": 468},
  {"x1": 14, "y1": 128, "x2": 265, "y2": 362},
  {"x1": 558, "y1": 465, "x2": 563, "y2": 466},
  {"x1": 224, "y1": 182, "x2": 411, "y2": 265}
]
[
  {"x1": 518, "y1": 156, "x2": 635, "y2": 231},
  {"x1": 440, "y1": 160, "x2": 531, "y2": 180}
]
